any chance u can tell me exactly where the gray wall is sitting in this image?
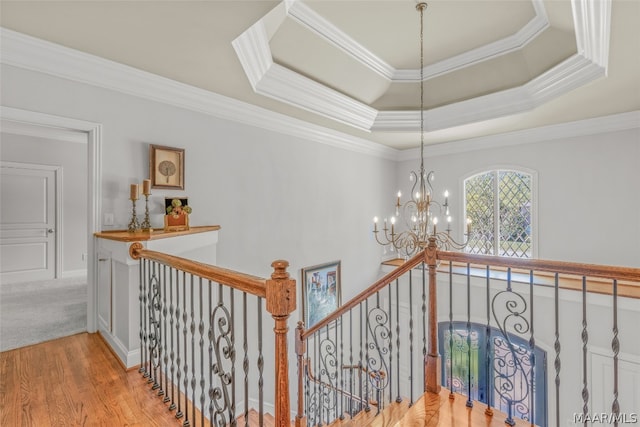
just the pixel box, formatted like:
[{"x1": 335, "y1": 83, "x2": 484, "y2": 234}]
[
  {"x1": 1, "y1": 63, "x2": 395, "y2": 297},
  {"x1": 396, "y1": 130, "x2": 640, "y2": 267},
  {"x1": 0, "y1": 132, "x2": 88, "y2": 275}
]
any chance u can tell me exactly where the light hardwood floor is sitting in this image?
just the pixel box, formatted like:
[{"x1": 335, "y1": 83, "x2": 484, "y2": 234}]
[{"x1": 0, "y1": 332, "x2": 187, "y2": 426}]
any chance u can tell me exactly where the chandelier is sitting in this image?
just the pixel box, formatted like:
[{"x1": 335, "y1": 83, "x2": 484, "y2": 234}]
[{"x1": 372, "y1": 2, "x2": 470, "y2": 258}]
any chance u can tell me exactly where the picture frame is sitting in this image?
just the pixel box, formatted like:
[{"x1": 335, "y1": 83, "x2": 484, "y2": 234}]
[
  {"x1": 164, "y1": 197, "x2": 190, "y2": 231},
  {"x1": 149, "y1": 144, "x2": 185, "y2": 190},
  {"x1": 301, "y1": 261, "x2": 341, "y2": 328}
]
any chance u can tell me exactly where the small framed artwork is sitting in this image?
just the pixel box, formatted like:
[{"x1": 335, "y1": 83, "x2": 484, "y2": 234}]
[
  {"x1": 149, "y1": 144, "x2": 185, "y2": 190},
  {"x1": 301, "y1": 261, "x2": 341, "y2": 328}
]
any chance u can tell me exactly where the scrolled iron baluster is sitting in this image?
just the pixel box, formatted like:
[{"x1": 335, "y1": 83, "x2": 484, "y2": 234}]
[
  {"x1": 612, "y1": 279, "x2": 620, "y2": 426},
  {"x1": 581, "y1": 276, "x2": 588, "y2": 426},
  {"x1": 175, "y1": 271, "x2": 183, "y2": 419},
  {"x1": 209, "y1": 283, "x2": 235, "y2": 427},
  {"x1": 366, "y1": 303, "x2": 391, "y2": 412},
  {"x1": 485, "y1": 265, "x2": 493, "y2": 416},
  {"x1": 466, "y1": 263, "x2": 473, "y2": 408},
  {"x1": 181, "y1": 272, "x2": 189, "y2": 427},
  {"x1": 189, "y1": 275, "x2": 196, "y2": 426},
  {"x1": 491, "y1": 274, "x2": 531, "y2": 426},
  {"x1": 257, "y1": 297, "x2": 264, "y2": 427},
  {"x1": 169, "y1": 267, "x2": 177, "y2": 411},
  {"x1": 150, "y1": 263, "x2": 161, "y2": 391},
  {"x1": 528, "y1": 270, "x2": 536, "y2": 424},
  {"x1": 198, "y1": 278, "x2": 205, "y2": 427},
  {"x1": 408, "y1": 270, "x2": 414, "y2": 405},
  {"x1": 161, "y1": 265, "x2": 169, "y2": 401},
  {"x1": 139, "y1": 258, "x2": 146, "y2": 376},
  {"x1": 395, "y1": 279, "x2": 401, "y2": 403}
]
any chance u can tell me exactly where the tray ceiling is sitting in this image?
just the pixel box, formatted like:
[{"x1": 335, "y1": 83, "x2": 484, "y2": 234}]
[{"x1": 1, "y1": 0, "x2": 638, "y2": 150}]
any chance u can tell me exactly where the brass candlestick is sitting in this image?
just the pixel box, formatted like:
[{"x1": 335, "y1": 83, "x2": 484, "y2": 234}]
[
  {"x1": 128, "y1": 198, "x2": 140, "y2": 232},
  {"x1": 128, "y1": 184, "x2": 141, "y2": 232},
  {"x1": 141, "y1": 194, "x2": 152, "y2": 231}
]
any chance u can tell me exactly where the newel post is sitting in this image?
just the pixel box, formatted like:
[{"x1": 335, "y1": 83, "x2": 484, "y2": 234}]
[
  {"x1": 266, "y1": 260, "x2": 296, "y2": 427},
  {"x1": 424, "y1": 237, "x2": 442, "y2": 393}
]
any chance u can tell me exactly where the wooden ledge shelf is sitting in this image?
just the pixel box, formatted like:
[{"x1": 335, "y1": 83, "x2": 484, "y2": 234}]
[
  {"x1": 382, "y1": 258, "x2": 640, "y2": 299},
  {"x1": 94, "y1": 225, "x2": 220, "y2": 242}
]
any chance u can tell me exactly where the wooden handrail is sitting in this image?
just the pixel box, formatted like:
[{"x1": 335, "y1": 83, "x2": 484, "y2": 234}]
[
  {"x1": 437, "y1": 251, "x2": 640, "y2": 282},
  {"x1": 129, "y1": 242, "x2": 267, "y2": 298},
  {"x1": 301, "y1": 249, "x2": 428, "y2": 340}
]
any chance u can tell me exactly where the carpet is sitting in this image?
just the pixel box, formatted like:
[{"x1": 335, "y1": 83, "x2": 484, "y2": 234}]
[{"x1": 0, "y1": 276, "x2": 87, "y2": 352}]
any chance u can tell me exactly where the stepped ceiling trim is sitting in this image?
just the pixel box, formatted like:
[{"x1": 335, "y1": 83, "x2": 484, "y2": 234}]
[{"x1": 233, "y1": 0, "x2": 610, "y2": 132}]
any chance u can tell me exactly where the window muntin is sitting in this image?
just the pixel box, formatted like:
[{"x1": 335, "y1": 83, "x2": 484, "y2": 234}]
[{"x1": 465, "y1": 170, "x2": 532, "y2": 258}]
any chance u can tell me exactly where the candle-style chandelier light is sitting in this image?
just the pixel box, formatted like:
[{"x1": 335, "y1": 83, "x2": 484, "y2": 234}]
[{"x1": 373, "y1": 2, "x2": 471, "y2": 258}]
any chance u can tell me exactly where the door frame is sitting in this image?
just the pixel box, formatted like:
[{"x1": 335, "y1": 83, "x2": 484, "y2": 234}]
[
  {"x1": 1, "y1": 106, "x2": 102, "y2": 333},
  {"x1": 0, "y1": 161, "x2": 63, "y2": 280}
]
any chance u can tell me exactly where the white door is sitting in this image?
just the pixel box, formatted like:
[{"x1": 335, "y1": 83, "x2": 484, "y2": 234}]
[{"x1": 0, "y1": 162, "x2": 59, "y2": 283}]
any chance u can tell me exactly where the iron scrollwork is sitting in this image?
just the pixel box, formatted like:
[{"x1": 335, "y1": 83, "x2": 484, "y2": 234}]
[{"x1": 208, "y1": 301, "x2": 234, "y2": 426}]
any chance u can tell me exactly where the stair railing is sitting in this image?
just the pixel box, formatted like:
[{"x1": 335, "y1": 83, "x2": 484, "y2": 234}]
[
  {"x1": 295, "y1": 240, "x2": 640, "y2": 427},
  {"x1": 129, "y1": 243, "x2": 295, "y2": 427},
  {"x1": 295, "y1": 243, "x2": 439, "y2": 427},
  {"x1": 436, "y1": 250, "x2": 640, "y2": 427}
]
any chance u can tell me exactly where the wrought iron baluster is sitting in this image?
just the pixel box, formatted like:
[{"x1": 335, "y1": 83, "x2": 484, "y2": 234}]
[
  {"x1": 364, "y1": 298, "x2": 370, "y2": 412},
  {"x1": 581, "y1": 276, "x2": 588, "y2": 427},
  {"x1": 169, "y1": 267, "x2": 177, "y2": 411},
  {"x1": 139, "y1": 258, "x2": 146, "y2": 376},
  {"x1": 612, "y1": 279, "x2": 620, "y2": 426},
  {"x1": 175, "y1": 271, "x2": 183, "y2": 419},
  {"x1": 181, "y1": 272, "x2": 189, "y2": 426},
  {"x1": 190, "y1": 275, "x2": 196, "y2": 426},
  {"x1": 388, "y1": 283, "x2": 393, "y2": 405},
  {"x1": 466, "y1": 263, "x2": 473, "y2": 408},
  {"x1": 528, "y1": 270, "x2": 536, "y2": 425},
  {"x1": 305, "y1": 337, "x2": 310, "y2": 425},
  {"x1": 349, "y1": 308, "x2": 353, "y2": 415},
  {"x1": 230, "y1": 288, "x2": 236, "y2": 425},
  {"x1": 150, "y1": 262, "x2": 161, "y2": 391},
  {"x1": 448, "y1": 261, "x2": 454, "y2": 398},
  {"x1": 485, "y1": 265, "x2": 493, "y2": 416},
  {"x1": 257, "y1": 296, "x2": 264, "y2": 427},
  {"x1": 339, "y1": 317, "x2": 345, "y2": 420},
  {"x1": 554, "y1": 273, "x2": 560, "y2": 427},
  {"x1": 161, "y1": 265, "x2": 169, "y2": 401},
  {"x1": 421, "y1": 262, "x2": 427, "y2": 368},
  {"x1": 243, "y1": 292, "x2": 248, "y2": 427},
  {"x1": 208, "y1": 281, "x2": 214, "y2": 427},
  {"x1": 409, "y1": 269, "x2": 414, "y2": 405},
  {"x1": 359, "y1": 302, "x2": 364, "y2": 415},
  {"x1": 395, "y1": 279, "x2": 401, "y2": 403},
  {"x1": 199, "y1": 278, "x2": 205, "y2": 427}
]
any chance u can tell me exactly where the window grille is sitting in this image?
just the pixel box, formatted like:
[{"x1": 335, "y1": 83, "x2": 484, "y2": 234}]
[{"x1": 465, "y1": 170, "x2": 533, "y2": 258}]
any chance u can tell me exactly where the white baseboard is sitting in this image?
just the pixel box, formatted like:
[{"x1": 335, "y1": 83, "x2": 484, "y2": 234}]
[{"x1": 97, "y1": 318, "x2": 140, "y2": 368}]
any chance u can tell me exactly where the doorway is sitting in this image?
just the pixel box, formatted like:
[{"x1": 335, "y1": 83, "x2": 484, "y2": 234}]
[{"x1": 0, "y1": 106, "x2": 102, "y2": 333}]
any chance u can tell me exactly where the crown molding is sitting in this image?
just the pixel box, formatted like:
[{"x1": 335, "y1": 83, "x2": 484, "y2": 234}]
[
  {"x1": 233, "y1": 0, "x2": 608, "y2": 133},
  {"x1": 1, "y1": 27, "x2": 395, "y2": 160},
  {"x1": 397, "y1": 111, "x2": 640, "y2": 161}
]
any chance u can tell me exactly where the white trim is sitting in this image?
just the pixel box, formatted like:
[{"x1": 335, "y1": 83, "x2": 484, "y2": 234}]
[
  {"x1": 397, "y1": 111, "x2": 640, "y2": 162},
  {"x1": 62, "y1": 269, "x2": 88, "y2": 278},
  {"x1": 1, "y1": 106, "x2": 102, "y2": 333}
]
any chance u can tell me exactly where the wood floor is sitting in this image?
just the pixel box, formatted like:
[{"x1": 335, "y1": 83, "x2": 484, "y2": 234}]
[
  {"x1": 0, "y1": 332, "x2": 187, "y2": 426},
  {"x1": 1, "y1": 332, "x2": 531, "y2": 427}
]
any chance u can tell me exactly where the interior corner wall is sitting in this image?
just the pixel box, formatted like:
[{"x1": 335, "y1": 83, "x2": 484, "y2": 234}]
[
  {"x1": 0, "y1": 63, "x2": 396, "y2": 297},
  {"x1": 0, "y1": 132, "x2": 88, "y2": 275},
  {"x1": 396, "y1": 129, "x2": 640, "y2": 267}
]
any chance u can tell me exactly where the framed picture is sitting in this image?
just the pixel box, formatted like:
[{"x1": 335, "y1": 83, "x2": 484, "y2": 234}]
[
  {"x1": 301, "y1": 261, "x2": 341, "y2": 328},
  {"x1": 149, "y1": 144, "x2": 185, "y2": 190}
]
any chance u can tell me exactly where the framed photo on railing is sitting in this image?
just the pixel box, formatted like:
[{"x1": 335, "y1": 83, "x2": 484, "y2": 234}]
[{"x1": 301, "y1": 260, "x2": 341, "y2": 328}]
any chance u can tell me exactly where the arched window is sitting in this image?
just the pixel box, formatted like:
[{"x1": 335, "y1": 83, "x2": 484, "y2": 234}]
[
  {"x1": 464, "y1": 170, "x2": 534, "y2": 258},
  {"x1": 438, "y1": 322, "x2": 547, "y2": 426}
]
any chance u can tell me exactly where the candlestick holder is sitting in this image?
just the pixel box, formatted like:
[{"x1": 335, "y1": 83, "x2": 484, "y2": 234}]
[
  {"x1": 141, "y1": 194, "x2": 152, "y2": 231},
  {"x1": 128, "y1": 198, "x2": 140, "y2": 232}
]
